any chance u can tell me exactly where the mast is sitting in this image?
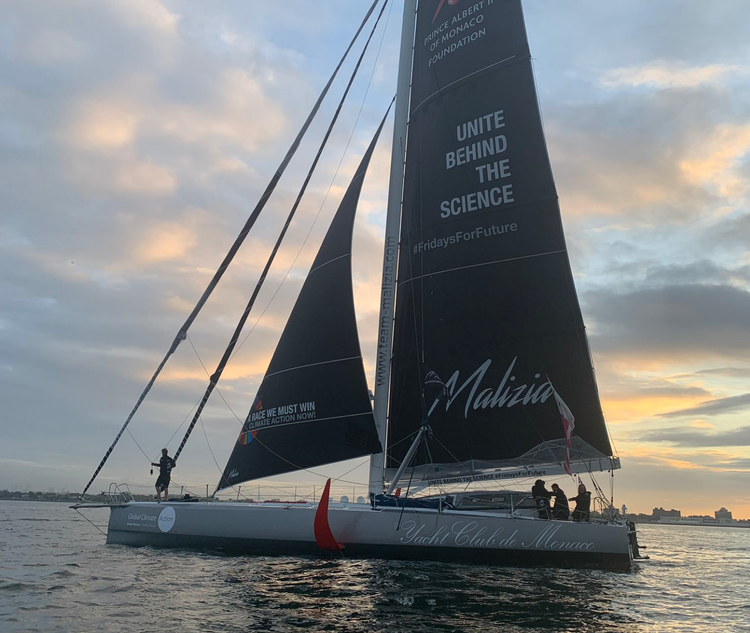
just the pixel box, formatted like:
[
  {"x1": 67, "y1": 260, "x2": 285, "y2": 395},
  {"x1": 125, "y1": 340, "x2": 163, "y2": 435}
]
[{"x1": 369, "y1": 0, "x2": 417, "y2": 495}]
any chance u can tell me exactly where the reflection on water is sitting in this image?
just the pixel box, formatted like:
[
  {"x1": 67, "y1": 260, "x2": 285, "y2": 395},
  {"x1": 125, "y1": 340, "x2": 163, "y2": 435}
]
[
  {"x1": 1, "y1": 502, "x2": 749, "y2": 632},
  {"x1": 227, "y1": 557, "x2": 638, "y2": 632}
]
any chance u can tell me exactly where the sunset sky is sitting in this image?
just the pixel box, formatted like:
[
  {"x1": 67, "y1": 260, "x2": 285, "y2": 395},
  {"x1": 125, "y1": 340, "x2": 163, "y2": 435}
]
[{"x1": 1, "y1": 0, "x2": 749, "y2": 518}]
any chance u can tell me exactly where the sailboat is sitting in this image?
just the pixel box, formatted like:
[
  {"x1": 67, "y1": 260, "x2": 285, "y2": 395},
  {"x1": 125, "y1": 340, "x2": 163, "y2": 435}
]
[{"x1": 76, "y1": 0, "x2": 641, "y2": 567}]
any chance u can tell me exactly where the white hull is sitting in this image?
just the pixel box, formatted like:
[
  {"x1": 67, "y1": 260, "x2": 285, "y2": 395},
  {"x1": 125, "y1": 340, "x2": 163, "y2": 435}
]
[{"x1": 106, "y1": 500, "x2": 633, "y2": 567}]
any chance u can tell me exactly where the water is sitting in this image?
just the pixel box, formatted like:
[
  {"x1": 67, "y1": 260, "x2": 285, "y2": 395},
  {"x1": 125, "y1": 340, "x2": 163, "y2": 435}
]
[{"x1": 1, "y1": 502, "x2": 749, "y2": 632}]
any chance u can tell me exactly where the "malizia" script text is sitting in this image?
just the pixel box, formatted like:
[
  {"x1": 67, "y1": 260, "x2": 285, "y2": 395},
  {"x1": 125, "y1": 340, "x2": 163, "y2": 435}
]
[{"x1": 428, "y1": 356, "x2": 553, "y2": 418}]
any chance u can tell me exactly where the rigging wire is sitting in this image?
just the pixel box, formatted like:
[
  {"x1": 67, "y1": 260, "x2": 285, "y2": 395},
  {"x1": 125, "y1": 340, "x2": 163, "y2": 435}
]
[
  {"x1": 185, "y1": 336, "x2": 374, "y2": 495},
  {"x1": 73, "y1": 508, "x2": 107, "y2": 536},
  {"x1": 228, "y1": 0, "x2": 397, "y2": 365},
  {"x1": 199, "y1": 414, "x2": 226, "y2": 486},
  {"x1": 124, "y1": 416, "x2": 202, "y2": 497},
  {"x1": 125, "y1": 395, "x2": 201, "y2": 465},
  {"x1": 188, "y1": 330, "x2": 384, "y2": 488},
  {"x1": 187, "y1": 322, "x2": 378, "y2": 488},
  {"x1": 177, "y1": 4, "x2": 407, "y2": 501},
  {"x1": 164, "y1": 397, "x2": 202, "y2": 447},
  {"x1": 187, "y1": 314, "x2": 380, "y2": 488},
  {"x1": 78, "y1": 0, "x2": 384, "y2": 499},
  {"x1": 122, "y1": 384, "x2": 208, "y2": 495},
  {"x1": 125, "y1": 427, "x2": 152, "y2": 463},
  {"x1": 171, "y1": 0, "x2": 393, "y2": 465},
  {"x1": 173, "y1": 6, "x2": 397, "y2": 496},
  {"x1": 186, "y1": 335, "x2": 242, "y2": 425}
]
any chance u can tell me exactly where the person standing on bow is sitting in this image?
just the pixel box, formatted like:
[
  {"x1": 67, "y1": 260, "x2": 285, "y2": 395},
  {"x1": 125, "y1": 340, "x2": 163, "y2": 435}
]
[
  {"x1": 531, "y1": 479, "x2": 552, "y2": 519},
  {"x1": 151, "y1": 448, "x2": 176, "y2": 502},
  {"x1": 570, "y1": 483, "x2": 592, "y2": 522},
  {"x1": 550, "y1": 483, "x2": 569, "y2": 520}
]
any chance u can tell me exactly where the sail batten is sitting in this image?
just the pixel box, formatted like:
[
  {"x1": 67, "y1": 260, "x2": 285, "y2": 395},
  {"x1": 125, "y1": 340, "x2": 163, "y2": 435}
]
[
  {"x1": 264, "y1": 355, "x2": 363, "y2": 380},
  {"x1": 397, "y1": 249, "x2": 568, "y2": 285},
  {"x1": 409, "y1": 53, "x2": 521, "y2": 114},
  {"x1": 309, "y1": 253, "x2": 353, "y2": 275}
]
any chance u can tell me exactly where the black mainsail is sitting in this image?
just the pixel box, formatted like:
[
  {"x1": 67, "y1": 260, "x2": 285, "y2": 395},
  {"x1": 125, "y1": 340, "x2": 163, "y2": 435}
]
[
  {"x1": 386, "y1": 0, "x2": 614, "y2": 483},
  {"x1": 218, "y1": 119, "x2": 387, "y2": 490}
]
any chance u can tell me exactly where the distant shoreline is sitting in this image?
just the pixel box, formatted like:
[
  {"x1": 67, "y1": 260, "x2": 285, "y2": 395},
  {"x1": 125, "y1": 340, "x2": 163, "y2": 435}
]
[
  {"x1": 0, "y1": 498, "x2": 73, "y2": 503},
  {"x1": 1, "y1": 496, "x2": 748, "y2": 523},
  {"x1": 0, "y1": 492, "x2": 155, "y2": 503},
  {"x1": 654, "y1": 523, "x2": 749, "y2": 529}
]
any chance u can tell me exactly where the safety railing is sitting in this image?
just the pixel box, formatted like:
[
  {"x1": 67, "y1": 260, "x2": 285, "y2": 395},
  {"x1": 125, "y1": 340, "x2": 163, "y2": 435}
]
[{"x1": 103, "y1": 483, "x2": 135, "y2": 505}]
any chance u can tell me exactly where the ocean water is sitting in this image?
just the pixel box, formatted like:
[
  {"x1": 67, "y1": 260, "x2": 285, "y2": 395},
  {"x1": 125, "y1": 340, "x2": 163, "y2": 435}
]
[{"x1": 1, "y1": 501, "x2": 748, "y2": 632}]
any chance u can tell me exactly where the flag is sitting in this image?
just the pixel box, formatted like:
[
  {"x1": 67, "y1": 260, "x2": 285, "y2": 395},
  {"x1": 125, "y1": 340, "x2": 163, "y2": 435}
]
[
  {"x1": 553, "y1": 388, "x2": 576, "y2": 476},
  {"x1": 424, "y1": 369, "x2": 449, "y2": 401}
]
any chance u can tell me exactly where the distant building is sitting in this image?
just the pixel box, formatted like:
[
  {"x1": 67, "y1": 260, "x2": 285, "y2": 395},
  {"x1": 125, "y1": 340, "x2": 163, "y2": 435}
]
[
  {"x1": 652, "y1": 507, "x2": 681, "y2": 521},
  {"x1": 656, "y1": 505, "x2": 749, "y2": 528}
]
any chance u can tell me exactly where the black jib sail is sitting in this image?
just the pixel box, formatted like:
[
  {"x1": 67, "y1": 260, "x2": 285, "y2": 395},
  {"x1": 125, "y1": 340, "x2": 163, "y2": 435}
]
[
  {"x1": 218, "y1": 120, "x2": 387, "y2": 490},
  {"x1": 386, "y1": 0, "x2": 614, "y2": 482}
]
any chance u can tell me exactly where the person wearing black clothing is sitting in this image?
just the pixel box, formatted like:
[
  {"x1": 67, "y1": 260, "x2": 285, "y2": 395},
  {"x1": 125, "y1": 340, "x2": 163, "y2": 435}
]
[
  {"x1": 151, "y1": 448, "x2": 176, "y2": 502},
  {"x1": 570, "y1": 483, "x2": 591, "y2": 522},
  {"x1": 531, "y1": 479, "x2": 552, "y2": 519},
  {"x1": 550, "y1": 483, "x2": 569, "y2": 520}
]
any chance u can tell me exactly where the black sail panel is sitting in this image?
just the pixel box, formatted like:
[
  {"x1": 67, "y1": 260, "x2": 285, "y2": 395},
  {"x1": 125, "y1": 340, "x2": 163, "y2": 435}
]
[
  {"x1": 387, "y1": 0, "x2": 612, "y2": 476},
  {"x1": 218, "y1": 122, "x2": 386, "y2": 490}
]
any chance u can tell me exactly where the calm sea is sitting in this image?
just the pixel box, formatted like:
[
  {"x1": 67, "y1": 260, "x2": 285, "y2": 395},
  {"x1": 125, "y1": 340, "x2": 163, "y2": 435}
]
[{"x1": 1, "y1": 501, "x2": 748, "y2": 632}]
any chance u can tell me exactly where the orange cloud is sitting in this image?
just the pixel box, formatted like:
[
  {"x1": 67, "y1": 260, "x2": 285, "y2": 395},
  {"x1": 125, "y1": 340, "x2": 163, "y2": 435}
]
[
  {"x1": 616, "y1": 445, "x2": 750, "y2": 472},
  {"x1": 680, "y1": 124, "x2": 750, "y2": 198},
  {"x1": 135, "y1": 223, "x2": 196, "y2": 264},
  {"x1": 157, "y1": 69, "x2": 287, "y2": 151},
  {"x1": 602, "y1": 63, "x2": 743, "y2": 89},
  {"x1": 602, "y1": 394, "x2": 710, "y2": 424},
  {"x1": 70, "y1": 100, "x2": 138, "y2": 149},
  {"x1": 689, "y1": 420, "x2": 715, "y2": 429},
  {"x1": 655, "y1": 456, "x2": 703, "y2": 470},
  {"x1": 157, "y1": 360, "x2": 268, "y2": 383}
]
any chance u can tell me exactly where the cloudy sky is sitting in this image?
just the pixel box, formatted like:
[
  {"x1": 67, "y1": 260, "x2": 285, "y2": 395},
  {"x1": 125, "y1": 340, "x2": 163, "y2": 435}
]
[{"x1": 1, "y1": 0, "x2": 748, "y2": 518}]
